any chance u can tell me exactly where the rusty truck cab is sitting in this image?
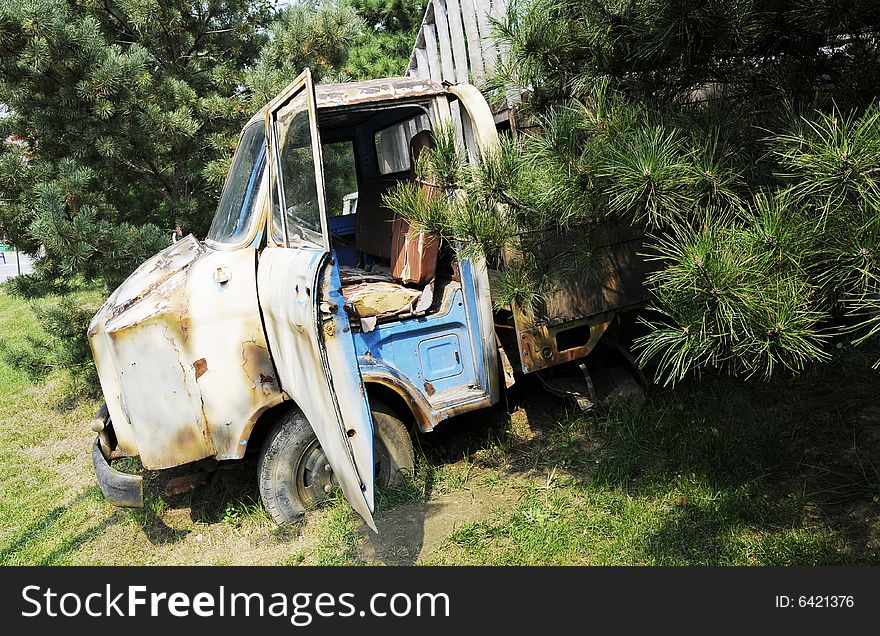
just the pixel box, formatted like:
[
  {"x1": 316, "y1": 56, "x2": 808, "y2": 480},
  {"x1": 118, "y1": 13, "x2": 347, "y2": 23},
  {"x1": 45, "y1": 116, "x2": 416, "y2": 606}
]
[{"x1": 89, "y1": 73, "x2": 502, "y2": 528}]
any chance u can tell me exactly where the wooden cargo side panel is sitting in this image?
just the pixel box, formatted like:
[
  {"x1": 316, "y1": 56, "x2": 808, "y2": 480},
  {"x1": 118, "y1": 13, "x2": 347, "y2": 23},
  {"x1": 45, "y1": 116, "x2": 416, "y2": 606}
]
[{"x1": 504, "y1": 223, "x2": 652, "y2": 373}]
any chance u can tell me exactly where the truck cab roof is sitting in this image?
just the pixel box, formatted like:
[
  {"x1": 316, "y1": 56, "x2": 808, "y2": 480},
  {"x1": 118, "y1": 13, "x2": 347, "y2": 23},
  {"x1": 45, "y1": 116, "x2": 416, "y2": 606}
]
[{"x1": 245, "y1": 76, "x2": 447, "y2": 128}]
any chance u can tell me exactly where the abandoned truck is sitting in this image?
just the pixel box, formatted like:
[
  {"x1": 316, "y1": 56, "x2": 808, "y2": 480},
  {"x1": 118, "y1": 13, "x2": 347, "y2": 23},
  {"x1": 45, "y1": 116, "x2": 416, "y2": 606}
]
[{"x1": 88, "y1": 70, "x2": 648, "y2": 530}]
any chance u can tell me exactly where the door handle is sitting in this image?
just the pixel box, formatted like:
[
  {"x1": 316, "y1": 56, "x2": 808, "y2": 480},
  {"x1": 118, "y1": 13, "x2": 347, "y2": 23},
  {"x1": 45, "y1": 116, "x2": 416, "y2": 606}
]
[{"x1": 214, "y1": 267, "x2": 230, "y2": 284}]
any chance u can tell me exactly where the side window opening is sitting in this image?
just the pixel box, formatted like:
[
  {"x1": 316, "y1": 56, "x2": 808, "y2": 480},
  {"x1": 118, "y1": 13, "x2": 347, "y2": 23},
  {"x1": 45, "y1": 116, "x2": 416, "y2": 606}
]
[
  {"x1": 374, "y1": 114, "x2": 431, "y2": 175},
  {"x1": 321, "y1": 104, "x2": 464, "y2": 331},
  {"x1": 323, "y1": 138, "x2": 360, "y2": 268},
  {"x1": 207, "y1": 122, "x2": 266, "y2": 246},
  {"x1": 323, "y1": 139, "x2": 359, "y2": 218}
]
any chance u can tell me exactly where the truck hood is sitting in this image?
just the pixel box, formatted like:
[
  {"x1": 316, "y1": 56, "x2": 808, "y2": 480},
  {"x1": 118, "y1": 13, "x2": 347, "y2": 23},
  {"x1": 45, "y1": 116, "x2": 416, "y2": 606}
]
[
  {"x1": 87, "y1": 234, "x2": 284, "y2": 470},
  {"x1": 94, "y1": 235, "x2": 207, "y2": 332},
  {"x1": 86, "y1": 234, "x2": 211, "y2": 462}
]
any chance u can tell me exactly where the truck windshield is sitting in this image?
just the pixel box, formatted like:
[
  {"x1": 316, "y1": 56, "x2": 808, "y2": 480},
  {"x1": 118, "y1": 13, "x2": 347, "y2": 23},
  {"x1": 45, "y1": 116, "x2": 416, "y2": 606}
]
[{"x1": 207, "y1": 121, "x2": 266, "y2": 245}]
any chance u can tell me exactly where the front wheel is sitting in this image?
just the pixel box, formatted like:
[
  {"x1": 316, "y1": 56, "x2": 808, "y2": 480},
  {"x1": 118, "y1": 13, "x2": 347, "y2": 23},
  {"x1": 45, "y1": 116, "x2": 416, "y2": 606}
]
[{"x1": 258, "y1": 401, "x2": 414, "y2": 525}]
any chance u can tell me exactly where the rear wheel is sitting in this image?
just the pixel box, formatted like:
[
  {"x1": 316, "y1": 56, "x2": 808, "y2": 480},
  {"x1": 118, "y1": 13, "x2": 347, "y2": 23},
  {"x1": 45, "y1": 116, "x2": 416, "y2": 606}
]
[{"x1": 258, "y1": 401, "x2": 414, "y2": 525}]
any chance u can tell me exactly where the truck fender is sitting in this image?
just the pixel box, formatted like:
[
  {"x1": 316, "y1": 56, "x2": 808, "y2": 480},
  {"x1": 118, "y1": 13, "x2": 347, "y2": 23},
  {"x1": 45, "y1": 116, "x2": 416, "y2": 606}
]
[{"x1": 359, "y1": 360, "x2": 436, "y2": 432}]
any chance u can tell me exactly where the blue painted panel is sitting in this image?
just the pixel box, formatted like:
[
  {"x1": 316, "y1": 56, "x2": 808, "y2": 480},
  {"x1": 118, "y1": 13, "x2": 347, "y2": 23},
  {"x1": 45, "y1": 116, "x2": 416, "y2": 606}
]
[
  {"x1": 458, "y1": 259, "x2": 490, "y2": 391},
  {"x1": 419, "y1": 334, "x2": 463, "y2": 381},
  {"x1": 328, "y1": 214, "x2": 359, "y2": 267},
  {"x1": 353, "y1": 287, "x2": 477, "y2": 398},
  {"x1": 329, "y1": 214, "x2": 357, "y2": 236},
  {"x1": 325, "y1": 251, "x2": 375, "y2": 440}
]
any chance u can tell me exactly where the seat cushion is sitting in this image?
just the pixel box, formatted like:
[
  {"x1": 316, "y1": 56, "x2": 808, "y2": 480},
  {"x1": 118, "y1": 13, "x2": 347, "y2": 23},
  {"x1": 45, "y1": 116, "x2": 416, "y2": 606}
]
[
  {"x1": 390, "y1": 215, "x2": 438, "y2": 285},
  {"x1": 342, "y1": 281, "x2": 423, "y2": 319}
]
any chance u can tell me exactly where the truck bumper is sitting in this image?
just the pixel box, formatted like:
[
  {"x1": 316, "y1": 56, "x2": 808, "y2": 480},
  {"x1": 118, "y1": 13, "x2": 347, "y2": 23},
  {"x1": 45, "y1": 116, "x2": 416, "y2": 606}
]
[{"x1": 92, "y1": 438, "x2": 144, "y2": 508}]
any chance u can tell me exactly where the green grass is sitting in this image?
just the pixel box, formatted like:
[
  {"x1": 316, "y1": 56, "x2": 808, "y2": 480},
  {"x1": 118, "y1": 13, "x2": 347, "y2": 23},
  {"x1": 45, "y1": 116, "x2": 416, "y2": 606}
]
[
  {"x1": 422, "y1": 346, "x2": 880, "y2": 565},
  {"x1": 425, "y1": 477, "x2": 852, "y2": 565},
  {"x1": 0, "y1": 289, "x2": 111, "y2": 565},
  {"x1": 0, "y1": 287, "x2": 878, "y2": 565},
  {"x1": 311, "y1": 497, "x2": 364, "y2": 566}
]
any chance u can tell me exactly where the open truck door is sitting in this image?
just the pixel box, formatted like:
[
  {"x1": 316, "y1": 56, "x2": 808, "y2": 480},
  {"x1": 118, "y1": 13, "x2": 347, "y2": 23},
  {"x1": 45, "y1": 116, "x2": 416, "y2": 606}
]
[{"x1": 257, "y1": 69, "x2": 377, "y2": 530}]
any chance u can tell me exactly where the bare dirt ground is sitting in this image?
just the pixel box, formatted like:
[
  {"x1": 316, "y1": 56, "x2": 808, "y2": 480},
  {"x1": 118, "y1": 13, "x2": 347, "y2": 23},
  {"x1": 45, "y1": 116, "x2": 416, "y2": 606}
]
[{"x1": 357, "y1": 470, "x2": 526, "y2": 565}]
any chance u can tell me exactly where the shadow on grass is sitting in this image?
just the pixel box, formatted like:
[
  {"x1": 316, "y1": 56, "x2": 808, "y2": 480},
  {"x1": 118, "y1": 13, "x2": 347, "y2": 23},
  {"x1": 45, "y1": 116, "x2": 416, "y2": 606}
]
[
  {"x1": 0, "y1": 488, "x2": 129, "y2": 565},
  {"x1": 123, "y1": 453, "x2": 277, "y2": 547},
  {"x1": 412, "y1": 345, "x2": 880, "y2": 564},
  {"x1": 0, "y1": 502, "x2": 71, "y2": 564},
  {"x1": 39, "y1": 511, "x2": 127, "y2": 565},
  {"x1": 641, "y1": 495, "x2": 855, "y2": 565}
]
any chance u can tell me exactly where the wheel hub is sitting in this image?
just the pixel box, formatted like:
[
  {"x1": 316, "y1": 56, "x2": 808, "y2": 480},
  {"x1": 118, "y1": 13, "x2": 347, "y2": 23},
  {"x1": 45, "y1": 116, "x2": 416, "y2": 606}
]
[
  {"x1": 296, "y1": 439, "x2": 337, "y2": 507},
  {"x1": 295, "y1": 434, "x2": 390, "y2": 508}
]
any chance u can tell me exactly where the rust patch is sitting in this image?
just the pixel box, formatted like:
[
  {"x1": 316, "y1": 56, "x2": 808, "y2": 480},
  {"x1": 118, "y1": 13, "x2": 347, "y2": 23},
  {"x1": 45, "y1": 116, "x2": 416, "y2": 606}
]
[
  {"x1": 517, "y1": 317, "x2": 612, "y2": 374},
  {"x1": 435, "y1": 391, "x2": 494, "y2": 422},
  {"x1": 241, "y1": 340, "x2": 281, "y2": 393},
  {"x1": 164, "y1": 471, "x2": 212, "y2": 497},
  {"x1": 193, "y1": 357, "x2": 208, "y2": 379},
  {"x1": 172, "y1": 425, "x2": 199, "y2": 450},
  {"x1": 424, "y1": 381, "x2": 436, "y2": 397},
  {"x1": 102, "y1": 236, "x2": 206, "y2": 324},
  {"x1": 105, "y1": 295, "x2": 143, "y2": 322},
  {"x1": 141, "y1": 425, "x2": 210, "y2": 470},
  {"x1": 362, "y1": 374, "x2": 434, "y2": 432}
]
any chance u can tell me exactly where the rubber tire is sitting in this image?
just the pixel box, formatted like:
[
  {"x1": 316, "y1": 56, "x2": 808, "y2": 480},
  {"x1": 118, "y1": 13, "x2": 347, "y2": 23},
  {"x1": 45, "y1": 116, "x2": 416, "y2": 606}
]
[{"x1": 258, "y1": 401, "x2": 415, "y2": 525}]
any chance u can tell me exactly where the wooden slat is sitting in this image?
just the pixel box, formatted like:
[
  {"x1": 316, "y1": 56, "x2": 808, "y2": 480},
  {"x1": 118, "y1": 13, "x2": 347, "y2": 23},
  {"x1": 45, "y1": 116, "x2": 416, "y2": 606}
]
[
  {"x1": 490, "y1": 0, "x2": 506, "y2": 18},
  {"x1": 444, "y1": 0, "x2": 471, "y2": 84},
  {"x1": 474, "y1": 0, "x2": 496, "y2": 74},
  {"x1": 406, "y1": 23, "x2": 422, "y2": 77},
  {"x1": 406, "y1": 47, "x2": 418, "y2": 77},
  {"x1": 489, "y1": 0, "x2": 519, "y2": 107},
  {"x1": 433, "y1": 0, "x2": 457, "y2": 83},
  {"x1": 414, "y1": 46, "x2": 430, "y2": 81},
  {"x1": 459, "y1": 100, "x2": 480, "y2": 165},
  {"x1": 451, "y1": 101, "x2": 466, "y2": 149},
  {"x1": 407, "y1": 0, "x2": 519, "y2": 110},
  {"x1": 460, "y1": 0, "x2": 485, "y2": 83},
  {"x1": 396, "y1": 125, "x2": 409, "y2": 171},
  {"x1": 408, "y1": 53, "x2": 422, "y2": 78},
  {"x1": 424, "y1": 23, "x2": 443, "y2": 82}
]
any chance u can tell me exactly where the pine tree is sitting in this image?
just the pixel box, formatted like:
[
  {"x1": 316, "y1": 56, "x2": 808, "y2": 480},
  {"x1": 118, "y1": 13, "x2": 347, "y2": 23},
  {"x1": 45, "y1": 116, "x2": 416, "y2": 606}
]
[
  {"x1": 387, "y1": 1, "x2": 880, "y2": 381},
  {"x1": 343, "y1": 0, "x2": 425, "y2": 78},
  {"x1": 245, "y1": 0, "x2": 425, "y2": 103},
  {"x1": 0, "y1": 0, "x2": 273, "y2": 291},
  {"x1": 0, "y1": 0, "x2": 422, "y2": 294},
  {"x1": 245, "y1": 0, "x2": 365, "y2": 104},
  {"x1": 0, "y1": 0, "x2": 419, "y2": 393}
]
